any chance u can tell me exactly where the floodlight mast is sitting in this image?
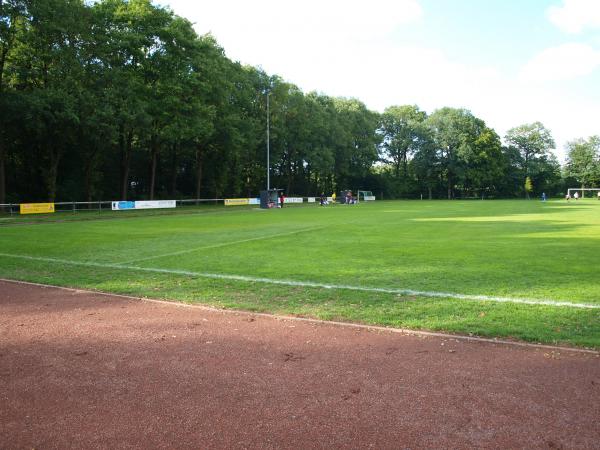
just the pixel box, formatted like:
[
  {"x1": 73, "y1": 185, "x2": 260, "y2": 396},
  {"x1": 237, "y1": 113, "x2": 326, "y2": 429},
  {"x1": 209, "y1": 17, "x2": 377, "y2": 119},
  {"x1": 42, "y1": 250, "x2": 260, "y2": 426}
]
[{"x1": 266, "y1": 91, "x2": 270, "y2": 191}]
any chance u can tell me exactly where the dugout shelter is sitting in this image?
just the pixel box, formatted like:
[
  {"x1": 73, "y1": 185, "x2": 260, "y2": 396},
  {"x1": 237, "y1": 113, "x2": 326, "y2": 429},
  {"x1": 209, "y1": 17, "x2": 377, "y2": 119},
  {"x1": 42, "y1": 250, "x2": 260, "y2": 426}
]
[
  {"x1": 339, "y1": 190, "x2": 356, "y2": 204},
  {"x1": 260, "y1": 189, "x2": 283, "y2": 209}
]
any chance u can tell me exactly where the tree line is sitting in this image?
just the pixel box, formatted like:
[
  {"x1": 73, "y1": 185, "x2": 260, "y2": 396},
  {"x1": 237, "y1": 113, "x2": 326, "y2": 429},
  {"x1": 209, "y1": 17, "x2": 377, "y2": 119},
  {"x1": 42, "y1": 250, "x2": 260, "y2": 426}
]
[{"x1": 1, "y1": 0, "x2": 599, "y2": 204}]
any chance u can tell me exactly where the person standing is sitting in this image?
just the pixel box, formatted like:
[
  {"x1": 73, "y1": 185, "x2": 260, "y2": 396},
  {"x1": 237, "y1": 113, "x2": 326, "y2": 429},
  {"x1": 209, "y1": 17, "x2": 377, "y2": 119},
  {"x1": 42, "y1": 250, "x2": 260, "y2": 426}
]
[
  {"x1": 574, "y1": 191, "x2": 579, "y2": 201},
  {"x1": 279, "y1": 192, "x2": 285, "y2": 208},
  {"x1": 541, "y1": 192, "x2": 546, "y2": 202},
  {"x1": 331, "y1": 192, "x2": 337, "y2": 204}
]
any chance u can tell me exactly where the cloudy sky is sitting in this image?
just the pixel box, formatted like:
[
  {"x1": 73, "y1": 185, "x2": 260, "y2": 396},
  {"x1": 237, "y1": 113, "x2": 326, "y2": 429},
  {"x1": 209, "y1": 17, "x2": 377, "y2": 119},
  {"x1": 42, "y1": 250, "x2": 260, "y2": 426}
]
[{"x1": 159, "y1": 0, "x2": 600, "y2": 160}]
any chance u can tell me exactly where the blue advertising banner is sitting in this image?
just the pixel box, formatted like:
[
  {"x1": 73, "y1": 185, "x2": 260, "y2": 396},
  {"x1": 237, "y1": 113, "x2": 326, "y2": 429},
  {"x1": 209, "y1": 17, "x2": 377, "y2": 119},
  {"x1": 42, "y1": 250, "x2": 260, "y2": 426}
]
[{"x1": 112, "y1": 201, "x2": 135, "y2": 210}]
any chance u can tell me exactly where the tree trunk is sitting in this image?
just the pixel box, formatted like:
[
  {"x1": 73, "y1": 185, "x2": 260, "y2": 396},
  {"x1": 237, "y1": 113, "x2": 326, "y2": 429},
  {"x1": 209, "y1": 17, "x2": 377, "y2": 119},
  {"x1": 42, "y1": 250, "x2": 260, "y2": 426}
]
[
  {"x1": 46, "y1": 148, "x2": 61, "y2": 202},
  {"x1": 428, "y1": 186, "x2": 432, "y2": 200},
  {"x1": 84, "y1": 156, "x2": 93, "y2": 204},
  {"x1": 0, "y1": 42, "x2": 8, "y2": 97},
  {"x1": 81, "y1": 125, "x2": 99, "y2": 207},
  {"x1": 286, "y1": 154, "x2": 293, "y2": 194},
  {"x1": 0, "y1": 139, "x2": 5, "y2": 206},
  {"x1": 0, "y1": 42, "x2": 6, "y2": 206},
  {"x1": 149, "y1": 136, "x2": 158, "y2": 200},
  {"x1": 169, "y1": 142, "x2": 178, "y2": 196},
  {"x1": 447, "y1": 178, "x2": 452, "y2": 199},
  {"x1": 49, "y1": 163, "x2": 58, "y2": 202},
  {"x1": 119, "y1": 126, "x2": 126, "y2": 199},
  {"x1": 195, "y1": 145, "x2": 204, "y2": 204},
  {"x1": 120, "y1": 128, "x2": 133, "y2": 200}
]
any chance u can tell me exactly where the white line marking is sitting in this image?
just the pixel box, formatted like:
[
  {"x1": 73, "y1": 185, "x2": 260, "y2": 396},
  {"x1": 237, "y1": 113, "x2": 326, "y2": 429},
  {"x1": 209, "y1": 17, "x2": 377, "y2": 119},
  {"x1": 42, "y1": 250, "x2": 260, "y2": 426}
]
[
  {"x1": 118, "y1": 226, "x2": 324, "y2": 265},
  {"x1": 1, "y1": 277, "x2": 597, "y2": 354},
  {"x1": 1, "y1": 252, "x2": 599, "y2": 309}
]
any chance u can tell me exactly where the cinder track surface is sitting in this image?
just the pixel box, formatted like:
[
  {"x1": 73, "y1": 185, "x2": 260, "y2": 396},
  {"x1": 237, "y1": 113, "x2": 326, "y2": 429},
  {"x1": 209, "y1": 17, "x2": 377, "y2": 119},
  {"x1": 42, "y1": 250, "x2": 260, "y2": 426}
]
[{"x1": 1, "y1": 280, "x2": 599, "y2": 449}]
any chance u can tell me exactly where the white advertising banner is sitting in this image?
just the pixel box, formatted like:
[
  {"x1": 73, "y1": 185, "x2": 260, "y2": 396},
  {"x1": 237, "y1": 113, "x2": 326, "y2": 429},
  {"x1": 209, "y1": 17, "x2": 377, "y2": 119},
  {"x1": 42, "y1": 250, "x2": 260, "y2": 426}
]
[
  {"x1": 135, "y1": 200, "x2": 176, "y2": 209},
  {"x1": 307, "y1": 197, "x2": 316, "y2": 203},
  {"x1": 285, "y1": 197, "x2": 304, "y2": 203}
]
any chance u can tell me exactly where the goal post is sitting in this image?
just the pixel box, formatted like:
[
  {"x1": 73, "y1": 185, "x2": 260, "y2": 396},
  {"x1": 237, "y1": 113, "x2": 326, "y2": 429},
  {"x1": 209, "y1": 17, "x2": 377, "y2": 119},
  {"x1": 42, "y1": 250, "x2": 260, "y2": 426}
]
[
  {"x1": 358, "y1": 190, "x2": 376, "y2": 201},
  {"x1": 567, "y1": 188, "x2": 600, "y2": 199}
]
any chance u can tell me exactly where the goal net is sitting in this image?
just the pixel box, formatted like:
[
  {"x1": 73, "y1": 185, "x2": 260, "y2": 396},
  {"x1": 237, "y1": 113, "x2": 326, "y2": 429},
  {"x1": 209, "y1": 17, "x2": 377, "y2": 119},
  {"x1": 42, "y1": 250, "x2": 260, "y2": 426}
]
[
  {"x1": 358, "y1": 190, "x2": 376, "y2": 201},
  {"x1": 567, "y1": 188, "x2": 600, "y2": 199}
]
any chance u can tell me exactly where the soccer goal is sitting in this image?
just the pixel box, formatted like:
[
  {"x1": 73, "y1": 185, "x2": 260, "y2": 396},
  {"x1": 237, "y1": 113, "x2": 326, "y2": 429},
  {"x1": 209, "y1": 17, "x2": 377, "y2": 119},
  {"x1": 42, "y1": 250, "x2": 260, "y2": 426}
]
[
  {"x1": 567, "y1": 188, "x2": 600, "y2": 199},
  {"x1": 358, "y1": 190, "x2": 376, "y2": 201}
]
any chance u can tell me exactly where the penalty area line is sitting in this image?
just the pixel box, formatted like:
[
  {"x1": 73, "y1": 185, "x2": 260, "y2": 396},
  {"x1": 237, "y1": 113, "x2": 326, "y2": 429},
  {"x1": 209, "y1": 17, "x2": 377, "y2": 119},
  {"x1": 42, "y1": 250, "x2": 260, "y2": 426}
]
[
  {"x1": 0, "y1": 252, "x2": 599, "y2": 310},
  {"x1": 117, "y1": 225, "x2": 325, "y2": 265}
]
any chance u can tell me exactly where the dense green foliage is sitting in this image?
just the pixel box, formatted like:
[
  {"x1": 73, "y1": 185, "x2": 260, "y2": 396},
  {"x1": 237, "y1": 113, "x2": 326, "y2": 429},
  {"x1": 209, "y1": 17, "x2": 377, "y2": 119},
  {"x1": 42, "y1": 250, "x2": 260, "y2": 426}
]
[
  {"x1": 1, "y1": 0, "x2": 598, "y2": 203},
  {"x1": 1, "y1": 200, "x2": 599, "y2": 347},
  {"x1": 564, "y1": 136, "x2": 600, "y2": 191}
]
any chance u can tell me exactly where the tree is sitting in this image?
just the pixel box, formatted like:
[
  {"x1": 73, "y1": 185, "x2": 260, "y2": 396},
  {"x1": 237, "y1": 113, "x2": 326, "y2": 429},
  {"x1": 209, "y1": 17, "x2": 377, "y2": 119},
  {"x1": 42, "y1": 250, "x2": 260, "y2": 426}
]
[
  {"x1": 0, "y1": 0, "x2": 29, "y2": 204},
  {"x1": 460, "y1": 127, "x2": 505, "y2": 198},
  {"x1": 565, "y1": 136, "x2": 600, "y2": 196},
  {"x1": 308, "y1": 93, "x2": 344, "y2": 194},
  {"x1": 379, "y1": 105, "x2": 428, "y2": 179},
  {"x1": 0, "y1": 0, "x2": 576, "y2": 204},
  {"x1": 529, "y1": 153, "x2": 561, "y2": 196},
  {"x1": 524, "y1": 176, "x2": 533, "y2": 199},
  {"x1": 412, "y1": 138, "x2": 439, "y2": 199},
  {"x1": 505, "y1": 122, "x2": 555, "y2": 197},
  {"x1": 91, "y1": 0, "x2": 174, "y2": 199},
  {"x1": 505, "y1": 122, "x2": 555, "y2": 175},
  {"x1": 332, "y1": 98, "x2": 380, "y2": 190},
  {"x1": 6, "y1": 0, "x2": 90, "y2": 201},
  {"x1": 426, "y1": 107, "x2": 498, "y2": 199}
]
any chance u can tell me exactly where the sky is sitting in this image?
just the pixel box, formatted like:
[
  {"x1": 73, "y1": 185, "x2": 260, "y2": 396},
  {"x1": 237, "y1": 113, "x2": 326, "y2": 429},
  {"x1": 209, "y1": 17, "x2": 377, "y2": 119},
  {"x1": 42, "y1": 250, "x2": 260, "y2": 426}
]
[{"x1": 158, "y1": 0, "x2": 600, "y2": 161}]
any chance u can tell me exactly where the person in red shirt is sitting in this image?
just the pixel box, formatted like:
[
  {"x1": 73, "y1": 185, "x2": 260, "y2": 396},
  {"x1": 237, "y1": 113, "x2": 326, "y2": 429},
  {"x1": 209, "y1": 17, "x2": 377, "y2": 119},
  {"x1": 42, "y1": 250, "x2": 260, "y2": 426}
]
[{"x1": 279, "y1": 192, "x2": 285, "y2": 208}]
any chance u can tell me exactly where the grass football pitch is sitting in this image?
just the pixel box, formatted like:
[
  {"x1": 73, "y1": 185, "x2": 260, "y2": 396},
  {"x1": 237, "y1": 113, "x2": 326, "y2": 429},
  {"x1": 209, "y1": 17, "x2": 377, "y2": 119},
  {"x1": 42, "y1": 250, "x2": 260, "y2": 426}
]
[{"x1": 1, "y1": 199, "x2": 599, "y2": 348}]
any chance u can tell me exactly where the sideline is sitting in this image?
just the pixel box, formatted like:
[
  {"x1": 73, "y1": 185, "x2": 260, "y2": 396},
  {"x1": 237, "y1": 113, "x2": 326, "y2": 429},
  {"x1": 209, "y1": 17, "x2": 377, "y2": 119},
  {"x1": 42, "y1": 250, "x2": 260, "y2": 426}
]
[
  {"x1": 118, "y1": 225, "x2": 324, "y2": 264},
  {"x1": 1, "y1": 252, "x2": 600, "y2": 310},
  {"x1": 1, "y1": 277, "x2": 598, "y2": 355}
]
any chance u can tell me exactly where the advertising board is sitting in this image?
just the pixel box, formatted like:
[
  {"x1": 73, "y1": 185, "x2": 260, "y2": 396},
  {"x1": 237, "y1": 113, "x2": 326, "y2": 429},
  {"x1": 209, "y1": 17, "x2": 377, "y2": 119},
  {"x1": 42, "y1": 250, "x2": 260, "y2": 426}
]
[
  {"x1": 224, "y1": 198, "x2": 250, "y2": 206},
  {"x1": 135, "y1": 200, "x2": 176, "y2": 209},
  {"x1": 111, "y1": 200, "x2": 175, "y2": 210},
  {"x1": 20, "y1": 203, "x2": 55, "y2": 214},
  {"x1": 112, "y1": 201, "x2": 135, "y2": 210}
]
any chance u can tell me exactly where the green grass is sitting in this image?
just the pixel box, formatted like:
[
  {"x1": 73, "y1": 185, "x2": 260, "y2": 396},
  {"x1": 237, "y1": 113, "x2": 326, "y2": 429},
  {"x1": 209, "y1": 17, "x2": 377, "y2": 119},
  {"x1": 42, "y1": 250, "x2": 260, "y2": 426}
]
[{"x1": 1, "y1": 199, "x2": 599, "y2": 348}]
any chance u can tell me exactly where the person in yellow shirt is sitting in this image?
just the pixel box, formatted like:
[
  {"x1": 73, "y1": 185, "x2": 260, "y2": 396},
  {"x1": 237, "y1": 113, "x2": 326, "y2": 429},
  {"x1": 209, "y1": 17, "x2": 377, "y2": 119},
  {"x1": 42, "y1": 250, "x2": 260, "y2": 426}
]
[{"x1": 331, "y1": 192, "x2": 336, "y2": 204}]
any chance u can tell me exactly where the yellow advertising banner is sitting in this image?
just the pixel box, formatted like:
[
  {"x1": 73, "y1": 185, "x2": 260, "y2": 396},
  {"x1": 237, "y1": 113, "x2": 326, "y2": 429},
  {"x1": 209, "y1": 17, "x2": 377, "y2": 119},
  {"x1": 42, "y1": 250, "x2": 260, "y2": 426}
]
[
  {"x1": 224, "y1": 198, "x2": 250, "y2": 206},
  {"x1": 20, "y1": 203, "x2": 55, "y2": 214}
]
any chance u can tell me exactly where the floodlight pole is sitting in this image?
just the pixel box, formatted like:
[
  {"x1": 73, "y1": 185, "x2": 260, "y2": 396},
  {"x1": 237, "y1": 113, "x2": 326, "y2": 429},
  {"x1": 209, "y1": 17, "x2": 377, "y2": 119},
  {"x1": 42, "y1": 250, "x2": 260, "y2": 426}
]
[{"x1": 266, "y1": 92, "x2": 270, "y2": 191}]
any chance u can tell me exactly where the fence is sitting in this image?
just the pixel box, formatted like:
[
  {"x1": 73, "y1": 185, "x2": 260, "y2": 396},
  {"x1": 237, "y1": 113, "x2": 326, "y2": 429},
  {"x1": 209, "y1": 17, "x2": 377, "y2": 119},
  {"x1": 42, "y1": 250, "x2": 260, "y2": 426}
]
[
  {"x1": 0, "y1": 194, "x2": 377, "y2": 216},
  {"x1": 0, "y1": 199, "x2": 230, "y2": 216}
]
